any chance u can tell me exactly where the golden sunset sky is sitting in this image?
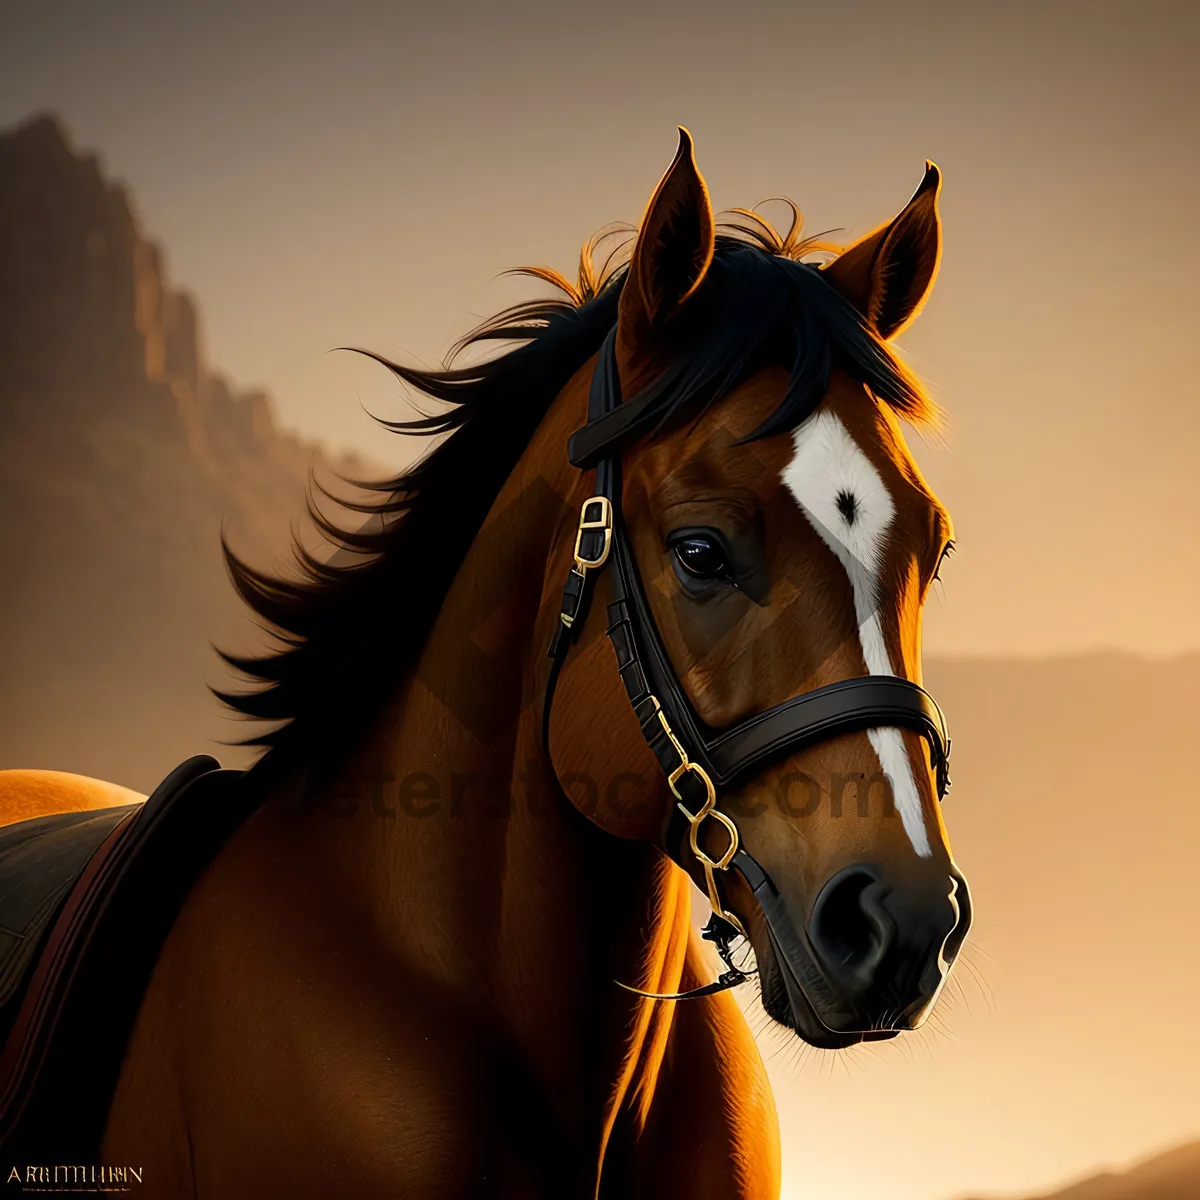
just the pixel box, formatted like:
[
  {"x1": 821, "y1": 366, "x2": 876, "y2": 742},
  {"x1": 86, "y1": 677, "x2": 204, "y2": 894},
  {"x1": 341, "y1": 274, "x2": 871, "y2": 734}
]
[
  {"x1": 2, "y1": 3, "x2": 1198, "y2": 1198},
  {"x1": 4, "y1": 0, "x2": 1197, "y2": 661}
]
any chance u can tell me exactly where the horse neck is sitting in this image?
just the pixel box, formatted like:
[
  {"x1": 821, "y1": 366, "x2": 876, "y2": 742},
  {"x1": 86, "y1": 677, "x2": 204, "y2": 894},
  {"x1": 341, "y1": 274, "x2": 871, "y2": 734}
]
[{"x1": 309, "y1": 362, "x2": 691, "y2": 1152}]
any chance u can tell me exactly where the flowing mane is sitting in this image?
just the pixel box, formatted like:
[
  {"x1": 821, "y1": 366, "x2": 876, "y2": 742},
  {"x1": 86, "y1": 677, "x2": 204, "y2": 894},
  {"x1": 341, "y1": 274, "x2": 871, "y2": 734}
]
[{"x1": 217, "y1": 210, "x2": 937, "y2": 784}]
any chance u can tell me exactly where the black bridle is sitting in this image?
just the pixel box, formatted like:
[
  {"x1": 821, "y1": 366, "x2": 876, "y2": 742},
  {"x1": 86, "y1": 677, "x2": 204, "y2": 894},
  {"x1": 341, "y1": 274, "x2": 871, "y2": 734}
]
[{"x1": 543, "y1": 328, "x2": 952, "y2": 1004}]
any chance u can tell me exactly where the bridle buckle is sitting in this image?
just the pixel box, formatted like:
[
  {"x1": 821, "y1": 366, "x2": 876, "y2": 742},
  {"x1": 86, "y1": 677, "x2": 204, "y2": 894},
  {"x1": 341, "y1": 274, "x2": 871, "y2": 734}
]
[
  {"x1": 666, "y1": 757, "x2": 715, "y2": 808},
  {"x1": 652, "y1": 702, "x2": 745, "y2": 936},
  {"x1": 678, "y1": 802, "x2": 739, "y2": 874},
  {"x1": 572, "y1": 495, "x2": 612, "y2": 572}
]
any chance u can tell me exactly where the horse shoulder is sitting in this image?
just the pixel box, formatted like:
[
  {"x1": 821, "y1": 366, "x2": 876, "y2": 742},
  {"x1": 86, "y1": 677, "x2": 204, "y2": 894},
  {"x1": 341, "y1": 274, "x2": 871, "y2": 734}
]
[
  {"x1": 104, "y1": 802, "x2": 512, "y2": 1198},
  {"x1": 0, "y1": 769, "x2": 144, "y2": 827},
  {"x1": 628, "y1": 929, "x2": 781, "y2": 1199}
]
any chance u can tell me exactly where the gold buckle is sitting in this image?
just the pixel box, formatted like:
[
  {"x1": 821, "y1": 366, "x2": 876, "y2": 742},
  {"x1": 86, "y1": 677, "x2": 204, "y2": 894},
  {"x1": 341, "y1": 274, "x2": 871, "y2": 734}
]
[
  {"x1": 676, "y1": 795, "x2": 742, "y2": 934},
  {"x1": 573, "y1": 496, "x2": 612, "y2": 571},
  {"x1": 667, "y1": 758, "x2": 716, "y2": 809},
  {"x1": 648, "y1": 697, "x2": 746, "y2": 937},
  {"x1": 679, "y1": 803, "x2": 739, "y2": 873}
]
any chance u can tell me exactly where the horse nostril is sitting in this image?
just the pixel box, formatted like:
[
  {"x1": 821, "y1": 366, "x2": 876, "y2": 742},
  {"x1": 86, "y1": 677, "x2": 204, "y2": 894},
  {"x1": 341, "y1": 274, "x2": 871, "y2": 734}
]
[{"x1": 809, "y1": 865, "x2": 894, "y2": 987}]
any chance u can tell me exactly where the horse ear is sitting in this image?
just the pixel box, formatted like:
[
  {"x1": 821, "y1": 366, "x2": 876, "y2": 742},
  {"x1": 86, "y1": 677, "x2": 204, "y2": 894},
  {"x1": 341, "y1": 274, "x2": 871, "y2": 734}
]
[
  {"x1": 622, "y1": 127, "x2": 715, "y2": 328},
  {"x1": 823, "y1": 161, "x2": 943, "y2": 340}
]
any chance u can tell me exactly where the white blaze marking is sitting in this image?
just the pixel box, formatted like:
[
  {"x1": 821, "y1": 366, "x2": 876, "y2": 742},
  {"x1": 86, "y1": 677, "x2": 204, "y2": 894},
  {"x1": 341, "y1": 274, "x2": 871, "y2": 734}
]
[{"x1": 781, "y1": 411, "x2": 932, "y2": 856}]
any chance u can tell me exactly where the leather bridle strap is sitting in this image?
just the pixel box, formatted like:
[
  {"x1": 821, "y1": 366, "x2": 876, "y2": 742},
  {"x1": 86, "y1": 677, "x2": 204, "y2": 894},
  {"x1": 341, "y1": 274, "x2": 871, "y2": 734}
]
[
  {"x1": 542, "y1": 329, "x2": 624, "y2": 754},
  {"x1": 542, "y1": 326, "x2": 953, "y2": 1000}
]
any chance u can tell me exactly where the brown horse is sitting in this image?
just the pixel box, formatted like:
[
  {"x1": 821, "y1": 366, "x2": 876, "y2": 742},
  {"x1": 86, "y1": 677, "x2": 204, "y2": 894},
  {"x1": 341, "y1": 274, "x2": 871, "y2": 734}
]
[{"x1": 9, "y1": 130, "x2": 970, "y2": 1197}]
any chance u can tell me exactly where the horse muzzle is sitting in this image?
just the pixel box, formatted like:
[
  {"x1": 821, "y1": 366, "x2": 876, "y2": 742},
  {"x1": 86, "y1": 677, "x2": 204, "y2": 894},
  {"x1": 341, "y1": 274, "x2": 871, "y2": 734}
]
[{"x1": 736, "y1": 853, "x2": 972, "y2": 1047}]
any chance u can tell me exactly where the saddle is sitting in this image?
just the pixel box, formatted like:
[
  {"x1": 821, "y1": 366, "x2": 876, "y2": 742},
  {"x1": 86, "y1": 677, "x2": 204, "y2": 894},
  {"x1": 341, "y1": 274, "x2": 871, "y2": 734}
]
[{"x1": 0, "y1": 755, "x2": 249, "y2": 1160}]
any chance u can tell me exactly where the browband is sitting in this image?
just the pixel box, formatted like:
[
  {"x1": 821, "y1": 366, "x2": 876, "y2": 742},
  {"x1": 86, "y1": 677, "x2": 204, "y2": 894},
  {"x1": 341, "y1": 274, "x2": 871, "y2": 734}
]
[{"x1": 566, "y1": 356, "x2": 687, "y2": 469}]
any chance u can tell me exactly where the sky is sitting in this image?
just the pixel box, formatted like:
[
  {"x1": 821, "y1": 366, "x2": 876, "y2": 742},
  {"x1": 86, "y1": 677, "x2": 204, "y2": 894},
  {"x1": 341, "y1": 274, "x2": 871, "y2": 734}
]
[
  {"x1": 2, "y1": 5, "x2": 1200, "y2": 1196},
  {"x1": 3, "y1": 0, "x2": 1198, "y2": 661},
  {"x1": 4, "y1": 0, "x2": 1199, "y2": 661}
]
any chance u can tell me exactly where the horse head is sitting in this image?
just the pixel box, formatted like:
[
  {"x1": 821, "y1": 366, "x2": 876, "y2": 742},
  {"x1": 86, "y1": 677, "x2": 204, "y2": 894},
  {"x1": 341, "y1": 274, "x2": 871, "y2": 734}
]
[{"x1": 546, "y1": 130, "x2": 970, "y2": 1050}]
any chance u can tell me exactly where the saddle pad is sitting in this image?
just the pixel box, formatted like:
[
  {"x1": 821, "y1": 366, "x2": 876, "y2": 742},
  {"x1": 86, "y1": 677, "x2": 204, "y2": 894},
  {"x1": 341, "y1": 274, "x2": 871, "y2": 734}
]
[
  {"x1": 0, "y1": 807, "x2": 139, "y2": 1013},
  {"x1": 0, "y1": 755, "x2": 252, "y2": 1160}
]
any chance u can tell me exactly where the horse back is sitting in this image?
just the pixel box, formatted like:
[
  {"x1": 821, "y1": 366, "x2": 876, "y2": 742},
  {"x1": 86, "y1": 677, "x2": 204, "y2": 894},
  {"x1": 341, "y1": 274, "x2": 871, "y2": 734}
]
[{"x1": 0, "y1": 769, "x2": 146, "y2": 828}]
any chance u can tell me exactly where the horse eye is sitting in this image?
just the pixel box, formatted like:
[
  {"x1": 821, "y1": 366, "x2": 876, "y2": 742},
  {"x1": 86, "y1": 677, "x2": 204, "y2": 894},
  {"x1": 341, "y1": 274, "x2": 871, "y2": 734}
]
[{"x1": 672, "y1": 535, "x2": 728, "y2": 579}]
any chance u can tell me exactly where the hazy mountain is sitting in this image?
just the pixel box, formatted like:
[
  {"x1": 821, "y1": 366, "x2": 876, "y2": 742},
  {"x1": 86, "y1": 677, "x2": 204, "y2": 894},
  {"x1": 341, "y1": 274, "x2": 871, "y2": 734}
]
[
  {"x1": 960, "y1": 1138, "x2": 1200, "y2": 1199},
  {"x1": 0, "y1": 113, "x2": 373, "y2": 791}
]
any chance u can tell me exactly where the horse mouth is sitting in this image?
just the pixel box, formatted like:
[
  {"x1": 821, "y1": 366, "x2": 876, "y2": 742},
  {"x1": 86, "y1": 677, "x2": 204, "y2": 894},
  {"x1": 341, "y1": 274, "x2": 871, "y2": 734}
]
[
  {"x1": 755, "y1": 925, "x2": 901, "y2": 1050},
  {"x1": 741, "y1": 861, "x2": 972, "y2": 1049}
]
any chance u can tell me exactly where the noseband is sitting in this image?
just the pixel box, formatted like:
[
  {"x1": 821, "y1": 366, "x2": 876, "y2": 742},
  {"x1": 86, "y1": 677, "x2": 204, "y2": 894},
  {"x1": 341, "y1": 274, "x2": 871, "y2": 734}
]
[{"x1": 543, "y1": 328, "x2": 952, "y2": 1004}]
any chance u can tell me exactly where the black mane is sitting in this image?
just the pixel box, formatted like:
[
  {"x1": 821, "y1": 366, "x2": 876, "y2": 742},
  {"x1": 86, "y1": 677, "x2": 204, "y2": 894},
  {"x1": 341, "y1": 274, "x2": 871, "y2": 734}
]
[{"x1": 218, "y1": 218, "x2": 934, "y2": 783}]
